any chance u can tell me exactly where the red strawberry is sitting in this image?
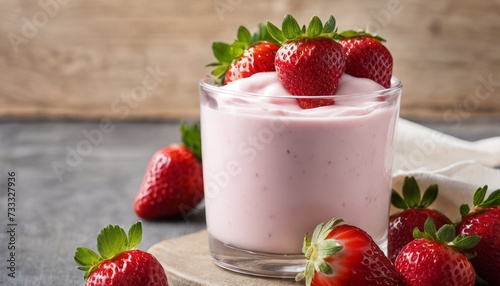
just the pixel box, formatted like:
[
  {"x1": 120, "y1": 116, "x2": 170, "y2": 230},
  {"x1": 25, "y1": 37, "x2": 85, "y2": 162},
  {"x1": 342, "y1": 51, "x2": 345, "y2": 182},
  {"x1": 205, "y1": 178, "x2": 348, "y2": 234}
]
[
  {"x1": 395, "y1": 217, "x2": 480, "y2": 286},
  {"x1": 134, "y1": 123, "x2": 203, "y2": 220},
  {"x1": 296, "y1": 218, "x2": 404, "y2": 286},
  {"x1": 456, "y1": 186, "x2": 500, "y2": 285},
  {"x1": 267, "y1": 15, "x2": 346, "y2": 109},
  {"x1": 388, "y1": 176, "x2": 452, "y2": 263},
  {"x1": 224, "y1": 41, "x2": 279, "y2": 84},
  {"x1": 208, "y1": 24, "x2": 279, "y2": 85},
  {"x1": 338, "y1": 31, "x2": 393, "y2": 88},
  {"x1": 74, "y1": 221, "x2": 168, "y2": 286}
]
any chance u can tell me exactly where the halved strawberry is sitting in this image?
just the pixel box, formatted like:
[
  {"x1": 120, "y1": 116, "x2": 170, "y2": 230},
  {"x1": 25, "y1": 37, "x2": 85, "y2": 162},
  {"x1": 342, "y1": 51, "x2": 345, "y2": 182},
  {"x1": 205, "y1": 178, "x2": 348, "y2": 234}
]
[
  {"x1": 296, "y1": 218, "x2": 404, "y2": 286},
  {"x1": 74, "y1": 221, "x2": 168, "y2": 286},
  {"x1": 266, "y1": 14, "x2": 346, "y2": 109},
  {"x1": 208, "y1": 24, "x2": 279, "y2": 85},
  {"x1": 388, "y1": 176, "x2": 452, "y2": 262},
  {"x1": 456, "y1": 186, "x2": 500, "y2": 285},
  {"x1": 337, "y1": 30, "x2": 393, "y2": 88},
  {"x1": 133, "y1": 122, "x2": 203, "y2": 220},
  {"x1": 395, "y1": 217, "x2": 480, "y2": 286}
]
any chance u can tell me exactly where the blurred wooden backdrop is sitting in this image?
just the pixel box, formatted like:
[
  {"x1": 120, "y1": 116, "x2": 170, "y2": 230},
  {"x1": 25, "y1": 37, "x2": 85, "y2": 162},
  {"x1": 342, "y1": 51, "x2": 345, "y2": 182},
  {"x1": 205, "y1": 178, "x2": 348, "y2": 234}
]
[{"x1": 1, "y1": 0, "x2": 499, "y2": 120}]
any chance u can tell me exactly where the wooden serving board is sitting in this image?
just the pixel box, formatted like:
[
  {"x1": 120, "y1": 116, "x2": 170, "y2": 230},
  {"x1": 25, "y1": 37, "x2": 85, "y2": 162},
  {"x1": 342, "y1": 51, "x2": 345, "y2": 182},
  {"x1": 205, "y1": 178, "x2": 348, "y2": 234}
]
[{"x1": 148, "y1": 230, "x2": 300, "y2": 286}]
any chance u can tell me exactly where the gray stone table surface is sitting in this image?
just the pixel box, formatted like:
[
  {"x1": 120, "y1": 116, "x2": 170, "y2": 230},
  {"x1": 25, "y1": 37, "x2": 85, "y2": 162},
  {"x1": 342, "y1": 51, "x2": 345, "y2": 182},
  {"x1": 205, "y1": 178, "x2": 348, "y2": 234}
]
[{"x1": 0, "y1": 119, "x2": 498, "y2": 286}]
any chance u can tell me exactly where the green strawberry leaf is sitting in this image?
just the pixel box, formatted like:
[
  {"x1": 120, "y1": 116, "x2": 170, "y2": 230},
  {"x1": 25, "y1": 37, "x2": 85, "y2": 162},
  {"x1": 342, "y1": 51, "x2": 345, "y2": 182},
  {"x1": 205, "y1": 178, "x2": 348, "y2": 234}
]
[
  {"x1": 420, "y1": 184, "x2": 438, "y2": 208},
  {"x1": 310, "y1": 221, "x2": 324, "y2": 244},
  {"x1": 267, "y1": 14, "x2": 340, "y2": 44},
  {"x1": 266, "y1": 21, "x2": 286, "y2": 43},
  {"x1": 205, "y1": 62, "x2": 221, "y2": 67},
  {"x1": 295, "y1": 269, "x2": 305, "y2": 282},
  {"x1": 211, "y1": 65, "x2": 228, "y2": 78},
  {"x1": 322, "y1": 15, "x2": 336, "y2": 34},
  {"x1": 412, "y1": 226, "x2": 423, "y2": 239},
  {"x1": 317, "y1": 259, "x2": 333, "y2": 274},
  {"x1": 482, "y1": 188, "x2": 500, "y2": 207},
  {"x1": 180, "y1": 122, "x2": 202, "y2": 162},
  {"x1": 236, "y1": 26, "x2": 252, "y2": 43},
  {"x1": 74, "y1": 247, "x2": 100, "y2": 267},
  {"x1": 302, "y1": 233, "x2": 311, "y2": 256},
  {"x1": 75, "y1": 221, "x2": 144, "y2": 280},
  {"x1": 282, "y1": 14, "x2": 302, "y2": 39},
  {"x1": 436, "y1": 224, "x2": 456, "y2": 243},
  {"x1": 473, "y1": 185, "x2": 488, "y2": 206},
  {"x1": 414, "y1": 217, "x2": 481, "y2": 255},
  {"x1": 211, "y1": 42, "x2": 232, "y2": 64},
  {"x1": 317, "y1": 240, "x2": 342, "y2": 258},
  {"x1": 229, "y1": 41, "x2": 247, "y2": 59},
  {"x1": 395, "y1": 176, "x2": 442, "y2": 210},
  {"x1": 337, "y1": 29, "x2": 361, "y2": 39},
  {"x1": 452, "y1": 235, "x2": 480, "y2": 250},
  {"x1": 97, "y1": 224, "x2": 128, "y2": 259},
  {"x1": 209, "y1": 23, "x2": 281, "y2": 85},
  {"x1": 252, "y1": 23, "x2": 280, "y2": 45},
  {"x1": 301, "y1": 261, "x2": 315, "y2": 285},
  {"x1": 127, "y1": 221, "x2": 142, "y2": 249},
  {"x1": 335, "y1": 29, "x2": 386, "y2": 42},
  {"x1": 402, "y1": 177, "x2": 421, "y2": 208},
  {"x1": 423, "y1": 217, "x2": 437, "y2": 238},
  {"x1": 297, "y1": 218, "x2": 346, "y2": 286},
  {"x1": 74, "y1": 247, "x2": 101, "y2": 279},
  {"x1": 306, "y1": 16, "x2": 322, "y2": 38},
  {"x1": 391, "y1": 189, "x2": 408, "y2": 210},
  {"x1": 459, "y1": 203, "x2": 470, "y2": 219},
  {"x1": 318, "y1": 218, "x2": 340, "y2": 241}
]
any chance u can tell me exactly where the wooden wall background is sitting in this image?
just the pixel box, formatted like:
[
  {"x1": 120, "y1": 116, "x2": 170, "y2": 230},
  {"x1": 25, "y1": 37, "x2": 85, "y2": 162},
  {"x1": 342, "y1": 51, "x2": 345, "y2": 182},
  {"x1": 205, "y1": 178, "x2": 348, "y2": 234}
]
[{"x1": 1, "y1": 0, "x2": 499, "y2": 120}]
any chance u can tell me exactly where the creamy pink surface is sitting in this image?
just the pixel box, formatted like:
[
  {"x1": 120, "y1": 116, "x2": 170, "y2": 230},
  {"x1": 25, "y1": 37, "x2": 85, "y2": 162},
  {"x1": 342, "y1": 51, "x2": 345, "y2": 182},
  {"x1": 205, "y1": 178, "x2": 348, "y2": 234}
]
[{"x1": 201, "y1": 72, "x2": 399, "y2": 254}]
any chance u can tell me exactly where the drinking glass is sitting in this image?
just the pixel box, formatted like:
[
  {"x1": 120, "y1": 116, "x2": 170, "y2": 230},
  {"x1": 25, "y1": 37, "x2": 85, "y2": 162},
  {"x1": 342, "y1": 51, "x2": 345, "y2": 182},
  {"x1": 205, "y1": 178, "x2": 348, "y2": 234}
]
[{"x1": 199, "y1": 76, "x2": 402, "y2": 278}]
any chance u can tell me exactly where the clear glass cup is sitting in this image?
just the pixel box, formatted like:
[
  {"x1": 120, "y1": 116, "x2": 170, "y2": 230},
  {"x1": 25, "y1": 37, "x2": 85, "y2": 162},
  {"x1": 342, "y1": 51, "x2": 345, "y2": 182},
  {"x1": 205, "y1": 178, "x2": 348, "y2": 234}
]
[{"x1": 199, "y1": 76, "x2": 402, "y2": 278}]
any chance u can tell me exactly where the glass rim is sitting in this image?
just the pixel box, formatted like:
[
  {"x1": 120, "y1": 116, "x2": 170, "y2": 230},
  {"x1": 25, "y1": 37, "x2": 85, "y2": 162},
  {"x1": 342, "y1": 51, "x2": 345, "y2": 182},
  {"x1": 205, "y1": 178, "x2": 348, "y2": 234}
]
[{"x1": 199, "y1": 75, "x2": 402, "y2": 100}]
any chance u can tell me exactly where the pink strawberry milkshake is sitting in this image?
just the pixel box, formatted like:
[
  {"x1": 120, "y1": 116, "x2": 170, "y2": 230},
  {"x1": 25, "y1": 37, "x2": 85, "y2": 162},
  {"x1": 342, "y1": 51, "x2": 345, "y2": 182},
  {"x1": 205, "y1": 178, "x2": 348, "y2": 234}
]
[{"x1": 200, "y1": 72, "x2": 401, "y2": 255}]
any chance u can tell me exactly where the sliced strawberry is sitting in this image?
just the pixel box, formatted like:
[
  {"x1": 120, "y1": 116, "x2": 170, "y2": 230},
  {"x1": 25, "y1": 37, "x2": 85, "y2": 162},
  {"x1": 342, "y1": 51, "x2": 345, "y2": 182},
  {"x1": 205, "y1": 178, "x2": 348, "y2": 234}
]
[
  {"x1": 395, "y1": 218, "x2": 479, "y2": 286},
  {"x1": 296, "y1": 218, "x2": 404, "y2": 286},
  {"x1": 133, "y1": 122, "x2": 203, "y2": 220},
  {"x1": 337, "y1": 30, "x2": 393, "y2": 88},
  {"x1": 267, "y1": 15, "x2": 346, "y2": 109},
  {"x1": 74, "y1": 221, "x2": 168, "y2": 286},
  {"x1": 456, "y1": 186, "x2": 500, "y2": 285},
  {"x1": 208, "y1": 24, "x2": 279, "y2": 85},
  {"x1": 388, "y1": 176, "x2": 452, "y2": 262}
]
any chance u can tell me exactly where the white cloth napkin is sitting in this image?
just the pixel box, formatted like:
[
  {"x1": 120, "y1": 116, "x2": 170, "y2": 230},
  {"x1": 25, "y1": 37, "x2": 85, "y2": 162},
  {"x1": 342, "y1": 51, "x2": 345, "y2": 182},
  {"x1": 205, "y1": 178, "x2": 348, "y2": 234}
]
[{"x1": 391, "y1": 118, "x2": 500, "y2": 220}]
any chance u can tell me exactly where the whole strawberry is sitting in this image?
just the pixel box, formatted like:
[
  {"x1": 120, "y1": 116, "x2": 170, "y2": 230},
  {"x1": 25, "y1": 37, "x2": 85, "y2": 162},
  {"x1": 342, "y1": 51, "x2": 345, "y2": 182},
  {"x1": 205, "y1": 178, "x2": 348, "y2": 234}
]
[
  {"x1": 388, "y1": 176, "x2": 452, "y2": 262},
  {"x1": 208, "y1": 24, "x2": 279, "y2": 85},
  {"x1": 395, "y1": 217, "x2": 480, "y2": 286},
  {"x1": 296, "y1": 218, "x2": 404, "y2": 286},
  {"x1": 267, "y1": 15, "x2": 346, "y2": 109},
  {"x1": 74, "y1": 221, "x2": 168, "y2": 286},
  {"x1": 457, "y1": 186, "x2": 500, "y2": 285},
  {"x1": 338, "y1": 30, "x2": 393, "y2": 88},
  {"x1": 134, "y1": 122, "x2": 203, "y2": 220}
]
